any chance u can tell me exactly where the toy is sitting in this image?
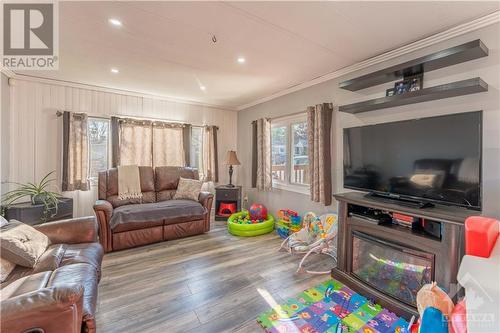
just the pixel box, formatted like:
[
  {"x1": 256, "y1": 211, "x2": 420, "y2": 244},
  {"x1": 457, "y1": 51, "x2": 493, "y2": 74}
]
[
  {"x1": 450, "y1": 300, "x2": 467, "y2": 333},
  {"x1": 277, "y1": 209, "x2": 298, "y2": 222},
  {"x1": 290, "y1": 215, "x2": 302, "y2": 232},
  {"x1": 227, "y1": 211, "x2": 275, "y2": 237},
  {"x1": 276, "y1": 210, "x2": 302, "y2": 237},
  {"x1": 275, "y1": 220, "x2": 290, "y2": 239},
  {"x1": 249, "y1": 203, "x2": 268, "y2": 221},
  {"x1": 419, "y1": 307, "x2": 448, "y2": 333},
  {"x1": 416, "y1": 282, "x2": 454, "y2": 319},
  {"x1": 280, "y1": 213, "x2": 339, "y2": 274}
]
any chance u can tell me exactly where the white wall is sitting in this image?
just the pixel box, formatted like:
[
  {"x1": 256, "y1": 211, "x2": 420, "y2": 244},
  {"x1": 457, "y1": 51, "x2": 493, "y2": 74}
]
[
  {"x1": 4, "y1": 77, "x2": 237, "y2": 217},
  {"x1": 237, "y1": 23, "x2": 500, "y2": 218}
]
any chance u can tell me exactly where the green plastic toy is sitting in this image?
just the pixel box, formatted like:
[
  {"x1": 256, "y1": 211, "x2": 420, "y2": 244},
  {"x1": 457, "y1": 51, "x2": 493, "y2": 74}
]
[{"x1": 227, "y1": 211, "x2": 275, "y2": 237}]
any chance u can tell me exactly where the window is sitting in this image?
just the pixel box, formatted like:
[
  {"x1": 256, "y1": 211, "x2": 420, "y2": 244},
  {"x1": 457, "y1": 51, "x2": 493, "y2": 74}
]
[
  {"x1": 190, "y1": 126, "x2": 203, "y2": 169},
  {"x1": 88, "y1": 118, "x2": 110, "y2": 182},
  {"x1": 271, "y1": 125, "x2": 287, "y2": 182},
  {"x1": 271, "y1": 115, "x2": 309, "y2": 192}
]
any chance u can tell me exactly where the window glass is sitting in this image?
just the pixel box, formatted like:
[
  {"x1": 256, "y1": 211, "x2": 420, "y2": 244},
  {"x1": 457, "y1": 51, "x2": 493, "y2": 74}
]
[
  {"x1": 291, "y1": 122, "x2": 309, "y2": 184},
  {"x1": 190, "y1": 126, "x2": 203, "y2": 169},
  {"x1": 271, "y1": 125, "x2": 287, "y2": 182},
  {"x1": 88, "y1": 118, "x2": 110, "y2": 181}
]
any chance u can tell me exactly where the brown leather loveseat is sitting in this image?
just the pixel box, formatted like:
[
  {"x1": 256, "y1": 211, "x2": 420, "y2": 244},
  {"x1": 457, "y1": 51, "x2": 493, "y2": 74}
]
[
  {"x1": 1, "y1": 217, "x2": 103, "y2": 333},
  {"x1": 93, "y1": 166, "x2": 214, "y2": 252}
]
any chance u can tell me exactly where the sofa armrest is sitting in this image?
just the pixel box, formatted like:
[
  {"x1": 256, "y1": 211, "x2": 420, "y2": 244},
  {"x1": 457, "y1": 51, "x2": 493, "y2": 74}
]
[
  {"x1": 1, "y1": 285, "x2": 84, "y2": 333},
  {"x1": 93, "y1": 199, "x2": 114, "y2": 253},
  {"x1": 198, "y1": 191, "x2": 214, "y2": 232},
  {"x1": 198, "y1": 191, "x2": 214, "y2": 209},
  {"x1": 34, "y1": 216, "x2": 98, "y2": 244}
]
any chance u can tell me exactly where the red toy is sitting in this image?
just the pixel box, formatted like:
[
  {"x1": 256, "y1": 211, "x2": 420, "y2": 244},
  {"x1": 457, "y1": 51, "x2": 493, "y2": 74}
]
[
  {"x1": 249, "y1": 203, "x2": 268, "y2": 221},
  {"x1": 465, "y1": 216, "x2": 499, "y2": 258}
]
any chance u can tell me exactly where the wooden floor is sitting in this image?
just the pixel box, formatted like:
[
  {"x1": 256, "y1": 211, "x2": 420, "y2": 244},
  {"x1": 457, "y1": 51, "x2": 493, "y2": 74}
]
[{"x1": 95, "y1": 221, "x2": 335, "y2": 333}]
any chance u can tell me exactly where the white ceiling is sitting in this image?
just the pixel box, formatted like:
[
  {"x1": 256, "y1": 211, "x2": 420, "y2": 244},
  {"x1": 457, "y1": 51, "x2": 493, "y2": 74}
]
[{"x1": 16, "y1": 1, "x2": 499, "y2": 109}]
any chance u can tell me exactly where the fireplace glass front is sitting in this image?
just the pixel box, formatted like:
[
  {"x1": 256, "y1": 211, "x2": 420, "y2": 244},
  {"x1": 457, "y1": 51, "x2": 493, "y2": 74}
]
[{"x1": 351, "y1": 231, "x2": 434, "y2": 306}]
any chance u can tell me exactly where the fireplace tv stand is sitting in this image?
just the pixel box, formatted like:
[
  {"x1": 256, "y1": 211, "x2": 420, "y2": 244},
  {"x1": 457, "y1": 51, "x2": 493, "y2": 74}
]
[{"x1": 332, "y1": 192, "x2": 478, "y2": 319}]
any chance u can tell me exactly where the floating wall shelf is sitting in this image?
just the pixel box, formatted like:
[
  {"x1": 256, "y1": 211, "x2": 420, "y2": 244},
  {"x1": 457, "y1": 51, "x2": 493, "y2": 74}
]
[
  {"x1": 338, "y1": 78, "x2": 488, "y2": 114},
  {"x1": 339, "y1": 39, "x2": 488, "y2": 91}
]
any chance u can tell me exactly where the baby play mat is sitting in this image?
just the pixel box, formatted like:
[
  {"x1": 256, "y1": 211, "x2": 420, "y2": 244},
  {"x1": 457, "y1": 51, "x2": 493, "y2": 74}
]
[{"x1": 257, "y1": 279, "x2": 409, "y2": 333}]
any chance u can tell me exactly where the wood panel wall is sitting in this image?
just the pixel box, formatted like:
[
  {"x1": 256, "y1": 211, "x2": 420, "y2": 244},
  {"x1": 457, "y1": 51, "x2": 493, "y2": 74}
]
[{"x1": 4, "y1": 77, "x2": 237, "y2": 217}]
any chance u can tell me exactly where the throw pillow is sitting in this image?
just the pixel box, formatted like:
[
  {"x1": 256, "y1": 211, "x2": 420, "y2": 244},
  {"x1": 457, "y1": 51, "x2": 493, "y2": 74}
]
[
  {"x1": 0, "y1": 215, "x2": 8, "y2": 228},
  {"x1": 0, "y1": 220, "x2": 50, "y2": 268},
  {"x1": 0, "y1": 257, "x2": 16, "y2": 283},
  {"x1": 173, "y1": 177, "x2": 203, "y2": 201}
]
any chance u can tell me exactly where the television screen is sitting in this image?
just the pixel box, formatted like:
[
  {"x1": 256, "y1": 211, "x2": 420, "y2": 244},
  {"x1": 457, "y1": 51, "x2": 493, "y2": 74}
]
[{"x1": 343, "y1": 111, "x2": 482, "y2": 210}]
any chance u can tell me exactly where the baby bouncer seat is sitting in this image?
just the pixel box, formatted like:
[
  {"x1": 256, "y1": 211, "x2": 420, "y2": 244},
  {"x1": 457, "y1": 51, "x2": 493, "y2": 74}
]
[{"x1": 279, "y1": 212, "x2": 338, "y2": 275}]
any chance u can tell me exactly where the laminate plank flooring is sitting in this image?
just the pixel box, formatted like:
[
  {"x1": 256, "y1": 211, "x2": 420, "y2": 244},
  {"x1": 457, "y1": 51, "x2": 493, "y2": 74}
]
[{"x1": 96, "y1": 221, "x2": 335, "y2": 333}]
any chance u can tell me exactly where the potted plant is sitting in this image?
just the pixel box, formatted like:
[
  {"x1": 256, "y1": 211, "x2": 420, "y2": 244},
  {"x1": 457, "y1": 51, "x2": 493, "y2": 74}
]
[{"x1": 1, "y1": 171, "x2": 61, "y2": 222}]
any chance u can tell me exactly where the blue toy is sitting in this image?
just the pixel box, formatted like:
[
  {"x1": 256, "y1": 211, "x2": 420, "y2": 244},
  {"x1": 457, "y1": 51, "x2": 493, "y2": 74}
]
[{"x1": 419, "y1": 307, "x2": 448, "y2": 333}]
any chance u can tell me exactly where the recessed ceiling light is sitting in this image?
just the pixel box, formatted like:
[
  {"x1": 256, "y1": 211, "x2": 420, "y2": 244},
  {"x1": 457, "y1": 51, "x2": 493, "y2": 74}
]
[
  {"x1": 200, "y1": 85, "x2": 206, "y2": 91},
  {"x1": 108, "y1": 18, "x2": 122, "y2": 27},
  {"x1": 237, "y1": 57, "x2": 246, "y2": 64},
  {"x1": 110, "y1": 68, "x2": 119, "y2": 74}
]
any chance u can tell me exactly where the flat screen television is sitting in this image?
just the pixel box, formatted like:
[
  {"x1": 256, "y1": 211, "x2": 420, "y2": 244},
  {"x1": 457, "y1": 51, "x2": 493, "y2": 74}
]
[{"x1": 343, "y1": 111, "x2": 482, "y2": 210}]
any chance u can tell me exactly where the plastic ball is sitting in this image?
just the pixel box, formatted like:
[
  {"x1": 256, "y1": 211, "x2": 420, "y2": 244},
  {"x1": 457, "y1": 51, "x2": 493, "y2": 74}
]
[{"x1": 249, "y1": 204, "x2": 268, "y2": 221}]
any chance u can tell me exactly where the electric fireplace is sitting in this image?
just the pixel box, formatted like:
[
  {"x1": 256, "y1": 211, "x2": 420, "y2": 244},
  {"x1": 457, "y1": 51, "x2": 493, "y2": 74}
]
[
  {"x1": 333, "y1": 192, "x2": 474, "y2": 318},
  {"x1": 351, "y1": 231, "x2": 434, "y2": 307}
]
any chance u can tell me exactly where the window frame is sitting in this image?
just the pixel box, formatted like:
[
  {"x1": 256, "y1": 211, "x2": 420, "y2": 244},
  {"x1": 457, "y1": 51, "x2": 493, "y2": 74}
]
[
  {"x1": 87, "y1": 117, "x2": 111, "y2": 185},
  {"x1": 271, "y1": 114, "x2": 309, "y2": 195}
]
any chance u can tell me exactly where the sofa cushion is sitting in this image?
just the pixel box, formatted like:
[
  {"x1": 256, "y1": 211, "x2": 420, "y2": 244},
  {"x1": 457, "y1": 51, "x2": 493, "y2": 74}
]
[
  {"x1": 0, "y1": 258, "x2": 16, "y2": 283},
  {"x1": 60, "y1": 243, "x2": 104, "y2": 279},
  {"x1": 109, "y1": 200, "x2": 205, "y2": 231},
  {"x1": 0, "y1": 271, "x2": 51, "y2": 300},
  {"x1": 32, "y1": 244, "x2": 66, "y2": 272},
  {"x1": 105, "y1": 166, "x2": 156, "y2": 207},
  {"x1": 155, "y1": 166, "x2": 198, "y2": 191},
  {"x1": 0, "y1": 220, "x2": 50, "y2": 267},
  {"x1": 173, "y1": 177, "x2": 203, "y2": 201}
]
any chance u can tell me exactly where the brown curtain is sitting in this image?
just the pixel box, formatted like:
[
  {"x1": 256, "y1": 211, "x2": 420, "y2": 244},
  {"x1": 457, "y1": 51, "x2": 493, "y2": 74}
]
[
  {"x1": 118, "y1": 119, "x2": 153, "y2": 166},
  {"x1": 182, "y1": 124, "x2": 192, "y2": 167},
  {"x1": 307, "y1": 103, "x2": 333, "y2": 206},
  {"x1": 152, "y1": 122, "x2": 185, "y2": 167},
  {"x1": 110, "y1": 116, "x2": 120, "y2": 167},
  {"x1": 251, "y1": 121, "x2": 258, "y2": 188},
  {"x1": 62, "y1": 111, "x2": 89, "y2": 191},
  {"x1": 253, "y1": 118, "x2": 272, "y2": 191},
  {"x1": 201, "y1": 125, "x2": 219, "y2": 182}
]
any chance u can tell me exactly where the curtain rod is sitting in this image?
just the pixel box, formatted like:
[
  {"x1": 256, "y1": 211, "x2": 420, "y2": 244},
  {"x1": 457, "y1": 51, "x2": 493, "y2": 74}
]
[
  {"x1": 252, "y1": 110, "x2": 307, "y2": 124},
  {"x1": 55, "y1": 110, "x2": 215, "y2": 128}
]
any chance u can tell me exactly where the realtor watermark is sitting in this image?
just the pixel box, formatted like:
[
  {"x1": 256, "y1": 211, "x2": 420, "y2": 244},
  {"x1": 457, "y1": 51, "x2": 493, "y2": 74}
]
[
  {"x1": 1, "y1": 1, "x2": 59, "y2": 70},
  {"x1": 448, "y1": 272, "x2": 499, "y2": 332}
]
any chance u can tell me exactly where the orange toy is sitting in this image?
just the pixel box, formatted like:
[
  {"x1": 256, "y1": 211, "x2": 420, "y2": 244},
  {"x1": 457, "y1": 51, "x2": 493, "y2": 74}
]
[{"x1": 416, "y1": 282, "x2": 454, "y2": 319}]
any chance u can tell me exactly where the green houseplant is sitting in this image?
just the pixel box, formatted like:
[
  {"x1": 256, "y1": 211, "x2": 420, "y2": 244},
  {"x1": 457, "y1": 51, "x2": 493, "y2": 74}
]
[{"x1": 1, "y1": 171, "x2": 61, "y2": 222}]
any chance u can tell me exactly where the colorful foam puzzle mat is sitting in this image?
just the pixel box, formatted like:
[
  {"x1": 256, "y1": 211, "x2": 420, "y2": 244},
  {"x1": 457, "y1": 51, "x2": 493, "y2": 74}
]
[{"x1": 256, "y1": 279, "x2": 409, "y2": 333}]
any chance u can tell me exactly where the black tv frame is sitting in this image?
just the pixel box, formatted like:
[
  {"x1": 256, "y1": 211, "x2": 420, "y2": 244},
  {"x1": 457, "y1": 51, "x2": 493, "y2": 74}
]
[{"x1": 342, "y1": 111, "x2": 483, "y2": 211}]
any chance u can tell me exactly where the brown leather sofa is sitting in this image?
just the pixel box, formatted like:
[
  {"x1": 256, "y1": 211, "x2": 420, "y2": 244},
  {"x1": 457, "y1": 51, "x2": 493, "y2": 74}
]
[
  {"x1": 93, "y1": 166, "x2": 214, "y2": 252},
  {"x1": 0, "y1": 217, "x2": 103, "y2": 333}
]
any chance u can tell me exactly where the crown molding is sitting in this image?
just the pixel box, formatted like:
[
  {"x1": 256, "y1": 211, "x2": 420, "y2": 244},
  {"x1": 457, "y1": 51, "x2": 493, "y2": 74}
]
[
  {"x1": 4, "y1": 72, "x2": 237, "y2": 111},
  {"x1": 0, "y1": 68, "x2": 16, "y2": 78},
  {"x1": 236, "y1": 11, "x2": 500, "y2": 111}
]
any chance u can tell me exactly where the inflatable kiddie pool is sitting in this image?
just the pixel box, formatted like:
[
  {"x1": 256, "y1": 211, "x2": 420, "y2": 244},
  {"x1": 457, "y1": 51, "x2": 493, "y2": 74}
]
[{"x1": 227, "y1": 211, "x2": 275, "y2": 237}]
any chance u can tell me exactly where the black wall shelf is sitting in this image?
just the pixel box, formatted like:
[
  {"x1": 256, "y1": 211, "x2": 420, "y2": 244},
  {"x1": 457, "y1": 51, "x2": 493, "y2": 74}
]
[
  {"x1": 339, "y1": 77, "x2": 488, "y2": 114},
  {"x1": 339, "y1": 39, "x2": 488, "y2": 91}
]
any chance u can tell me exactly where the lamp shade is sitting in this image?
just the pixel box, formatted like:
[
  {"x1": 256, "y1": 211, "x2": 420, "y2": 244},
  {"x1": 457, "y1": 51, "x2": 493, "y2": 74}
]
[{"x1": 225, "y1": 150, "x2": 241, "y2": 165}]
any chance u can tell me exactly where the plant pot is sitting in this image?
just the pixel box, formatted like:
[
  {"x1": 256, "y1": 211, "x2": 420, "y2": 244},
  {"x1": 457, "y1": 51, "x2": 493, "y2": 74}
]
[{"x1": 31, "y1": 194, "x2": 49, "y2": 205}]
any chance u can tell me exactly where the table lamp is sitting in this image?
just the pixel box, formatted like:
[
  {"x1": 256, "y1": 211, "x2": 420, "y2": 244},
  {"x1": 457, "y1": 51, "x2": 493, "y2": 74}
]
[{"x1": 225, "y1": 150, "x2": 240, "y2": 187}]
